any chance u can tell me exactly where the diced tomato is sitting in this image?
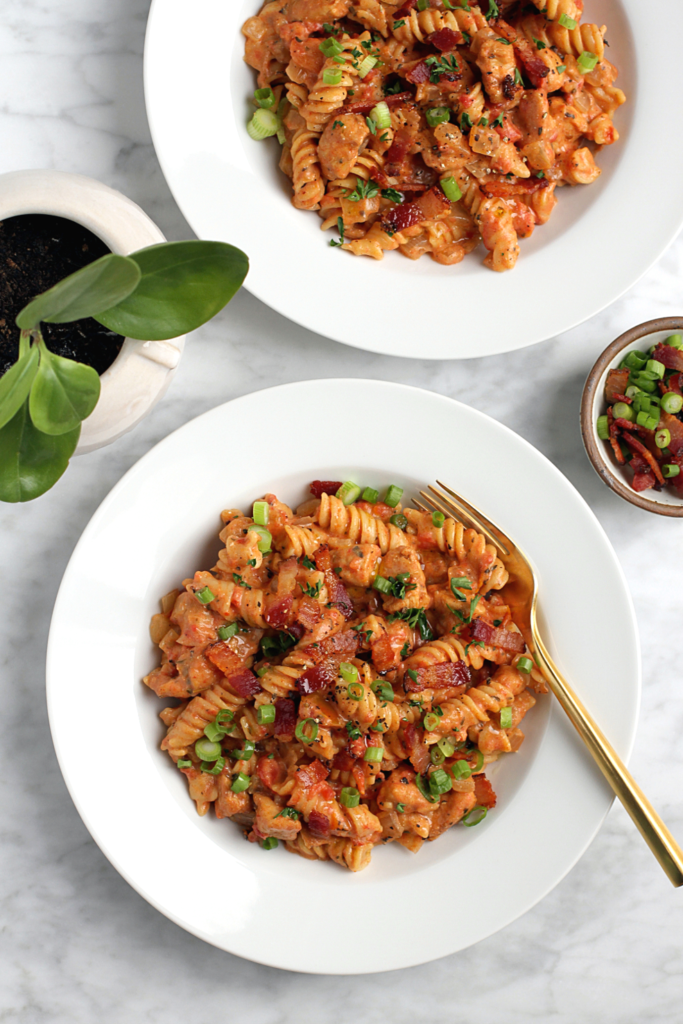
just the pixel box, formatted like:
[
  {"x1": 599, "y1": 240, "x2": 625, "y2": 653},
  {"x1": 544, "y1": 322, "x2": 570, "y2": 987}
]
[
  {"x1": 308, "y1": 809, "x2": 331, "y2": 839},
  {"x1": 257, "y1": 755, "x2": 286, "y2": 791},
  {"x1": 274, "y1": 698, "x2": 297, "y2": 738},
  {"x1": 264, "y1": 593, "x2": 293, "y2": 628},
  {"x1": 471, "y1": 620, "x2": 526, "y2": 653},
  {"x1": 604, "y1": 368, "x2": 630, "y2": 403},
  {"x1": 473, "y1": 774, "x2": 497, "y2": 809},
  {"x1": 406, "y1": 660, "x2": 471, "y2": 692},
  {"x1": 381, "y1": 186, "x2": 450, "y2": 233},
  {"x1": 651, "y1": 343, "x2": 683, "y2": 372},
  {"x1": 296, "y1": 759, "x2": 329, "y2": 788},
  {"x1": 310, "y1": 480, "x2": 343, "y2": 498},
  {"x1": 226, "y1": 669, "x2": 261, "y2": 697}
]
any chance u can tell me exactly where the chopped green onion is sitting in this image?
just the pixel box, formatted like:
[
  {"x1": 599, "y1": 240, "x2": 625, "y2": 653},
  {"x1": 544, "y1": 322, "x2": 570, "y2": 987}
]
[
  {"x1": 662, "y1": 392, "x2": 683, "y2": 414},
  {"x1": 201, "y1": 756, "x2": 225, "y2": 775},
  {"x1": 247, "y1": 107, "x2": 280, "y2": 141},
  {"x1": 257, "y1": 704, "x2": 276, "y2": 724},
  {"x1": 364, "y1": 745, "x2": 384, "y2": 762},
  {"x1": 177, "y1": 759, "x2": 192, "y2": 768},
  {"x1": 431, "y1": 510, "x2": 445, "y2": 527},
  {"x1": 323, "y1": 67, "x2": 343, "y2": 85},
  {"x1": 319, "y1": 36, "x2": 343, "y2": 57},
  {"x1": 625, "y1": 385, "x2": 642, "y2": 399},
  {"x1": 295, "y1": 718, "x2": 319, "y2": 744},
  {"x1": 471, "y1": 748, "x2": 484, "y2": 772},
  {"x1": 195, "y1": 738, "x2": 222, "y2": 761},
  {"x1": 372, "y1": 575, "x2": 392, "y2": 594},
  {"x1": 261, "y1": 837, "x2": 278, "y2": 850},
  {"x1": 204, "y1": 721, "x2": 227, "y2": 743},
  {"x1": 195, "y1": 586, "x2": 215, "y2": 605},
  {"x1": 440, "y1": 175, "x2": 462, "y2": 202},
  {"x1": 216, "y1": 709, "x2": 234, "y2": 725},
  {"x1": 370, "y1": 101, "x2": 391, "y2": 130},
  {"x1": 623, "y1": 351, "x2": 647, "y2": 371},
  {"x1": 631, "y1": 374, "x2": 657, "y2": 393},
  {"x1": 423, "y1": 712, "x2": 440, "y2": 732},
  {"x1": 437, "y1": 737, "x2": 456, "y2": 758},
  {"x1": 426, "y1": 106, "x2": 450, "y2": 127},
  {"x1": 612, "y1": 402, "x2": 633, "y2": 422},
  {"x1": 340, "y1": 786, "x2": 360, "y2": 807},
  {"x1": 336, "y1": 480, "x2": 362, "y2": 505},
  {"x1": 217, "y1": 622, "x2": 238, "y2": 641},
  {"x1": 636, "y1": 411, "x2": 659, "y2": 431},
  {"x1": 233, "y1": 740, "x2": 255, "y2": 761},
  {"x1": 340, "y1": 663, "x2": 359, "y2": 684},
  {"x1": 396, "y1": 802, "x2": 406, "y2": 813},
  {"x1": 558, "y1": 12, "x2": 577, "y2": 28},
  {"x1": 417, "y1": 0, "x2": 428, "y2": 8},
  {"x1": 577, "y1": 50, "x2": 599, "y2": 73},
  {"x1": 500, "y1": 706, "x2": 513, "y2": 729},
  {"x1": 646, "y1": 359, "x2": 665, "y2": 379},
  {"x1": 430, "y1": 746, "x2": 445, "y2": 765},
  {"x1": 429, "y1": 768, "x2": 453, "y2": 796},
  {"x1": 596, "y1": 415, "x2": 610, "y2": 440},
  {"x1": 389, "y1": 513, "x2": 408, "y2": 530},
  {"x1": 450, "y1": 576, "x2": 472, "y2": 590},
  {"x1": 256, "y1": 665, "x2": 270, "y2": 677},
  {"x1": 253, "y1": 500, "x2": 269, "y2": 525},
  {"x1": 372, "y1": 680, "x2": 394, "y2": 702},
  {"x1": 384, "y1": 484, "x2": 403, "y2": 507},
  {"x1": 347, "y1": 681, "x2": 364, "y2": 701},
  {"x1": 665, "y1": 334, "x2": 683, "y2": 349},
  {"x1": 275, "y1": 807, "x2": 299, "y2": 819},
  {"x1": 248, "y1": 524, "x2": 272, "y2": 553},
  {"x1": 416, "y1": 771, "x2": 439, "y2": 803},
  {"x1": 516, "y1": 656, "x2": 533, "y2": 673},
  {"x1": 231, "y1": 772, "x2": 251, "y2": 793},
  {"x1": 357, "y1": 55, "x2": 377, "y2": 78},
  {"x1": 254, "y1": 87, "x2": 276, "y2": 109},
  {"x1": 451, "y1": 759, "x2": 472, "y2": 780},
  {"x1": 462, "y1": 805, "x2": 488, "y2": 827},
  {"x1": 655, "y1": 428, "x2": 671, "y2": 449},
  {"x1": 362, "y1": 486, "x2": 379, "y2": 503},
  {"x1": 663, "y1": 464, "x2": 680, "y2": 479}
]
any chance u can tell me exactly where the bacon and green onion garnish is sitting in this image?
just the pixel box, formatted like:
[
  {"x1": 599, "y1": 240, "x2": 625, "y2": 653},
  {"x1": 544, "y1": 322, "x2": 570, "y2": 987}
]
[{"x1": 598, "y1": 335, "x2": 683, "y2": 493}]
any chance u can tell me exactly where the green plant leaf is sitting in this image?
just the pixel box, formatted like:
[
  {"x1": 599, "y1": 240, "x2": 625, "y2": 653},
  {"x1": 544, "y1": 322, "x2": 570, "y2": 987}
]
[
  {"x1": 0, "y1": 345, "x2": 40, "y2": 431},
  {"x1": 15, "y1": 253, "x2": 141, "y2": 330},
  {"x1": 94, "y1": 241, "x2": 249, "y2": 340},
  {"x1": 0, "y1": 399, "x2": 80, "y2": 503},
  {"x1": 29, "y1": 342, "x2": 101, "y2": 435}
]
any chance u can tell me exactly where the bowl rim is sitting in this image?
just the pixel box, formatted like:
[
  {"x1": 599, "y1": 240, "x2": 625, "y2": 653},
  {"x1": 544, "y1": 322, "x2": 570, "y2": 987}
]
[{"x1": 580, "y1": 315, "x2": 683, "y2": 518}]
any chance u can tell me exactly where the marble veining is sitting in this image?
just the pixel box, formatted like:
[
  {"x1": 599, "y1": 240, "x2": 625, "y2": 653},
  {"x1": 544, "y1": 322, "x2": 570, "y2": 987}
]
[{"x1": 1, "y1": 0, "x2": 682, "y2": 1019}]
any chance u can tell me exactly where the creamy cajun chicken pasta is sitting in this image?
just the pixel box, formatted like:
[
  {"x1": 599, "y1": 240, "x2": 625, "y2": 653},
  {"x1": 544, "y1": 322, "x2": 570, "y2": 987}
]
[
  {"x1": 144, "y1": 480, "x2": 546, "y2": 871},
  {"x1": 241, "y1": 0, "x2": 625, "y2": 270}
]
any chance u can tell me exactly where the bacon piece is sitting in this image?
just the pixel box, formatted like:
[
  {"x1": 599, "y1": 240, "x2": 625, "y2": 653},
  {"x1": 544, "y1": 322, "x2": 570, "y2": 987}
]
[
  {"x1": 405, "y1": 60, "x2": 431, "y2": 85},
  {"x1": 663, "y1": 372, "x2": 683, "y2": 396},
  {"x1": 604, "y1": 368, "x2": 630, "y2": 403},
  {"x1": 631, "y1": 469, "x2": 656, "y2": 492},
  {"x1": 471, "y1": 619, "x2": 525, "y2": 653},
  {"x1": 494, "y1": 19, "x2": 549, "y2": 88},
  {"x1": 332, "y1": 749, "x2": 355, "y2": 772},
  {"x1": 671, "y1": 454, "x2": 683, "y2": 494},
  {"x1": 296, "y1": 597, "x2": 322, "y2": 631},
  {"x1": 264, "y1": 594, "x2": 294, "y2": 629},
  {"x1": 296, "y1": 759, "x2": 329, "y2": 788},
  {"x1": 651, "y1": 343, "x2": 683, "y2": 372},
  {"x1": 226, "y1": 668, "x2": 261, "y2": 697},
  {"x1": 310, "y1": 480, "x2": 343, "y2": 498},
  {"x1": 314, "y1": 544, "x2": 354, "y2": 618},
  {"x1": 402, "y1": 721, "x2": 430, "y2": 774},
  {"x1": 297, "y1": 660, "x2": 338, "y2": 695},
  {"x1": 385, "y1": 91, "x2": 414, "y2": 109},
  {"x1": 274, "y1": 698, "x2": 297, "y2": 738},
  {"x1": 204, "y1": 641, "x2": 245, "y2": 678},
  {"x1": 381, "y1": 185, "x2": 450, "y2": 233},
  {"x1": 257, "y1": 755, "x2": 287, "y2": 791},
  {"x1": 429, "y1": 28, "x2": 462, "y2": 51},
  {"x1": 481, "y1": 177, "x2": 547, "y2": 198},
  {"x1": 308, "y1": 809, "x2": 332, "y2": 839},
  {"x1": 607, "y1": 407, "x2": 626, "y2": 465},
  {"x1": 612, "y1": 393, "x2": 632, "y2": 405},
  {"x1": 385, "y1": 128, "x2": 412, "y2": 168},
  {"x1": 623, "y1": 433, "x2": 665, "y2": 485},
  {"x1": 660, "y1": 411, "x2": 683, "y2": 457},
  {"x1": 406, "y1": 661, "x2": 471, "y2": 692},
  {"x1": 473, "y1": 774, "x2": 497, "y2": 809},
  {"x1": 393, "y1": 0, "x2": 417, "y2": 17},
  {"x1": 493, "y1": 115, "x2": 522, "y2": 144},
  {"x1": 299, "y1": 627, "x2": 359, "y2": 667}
]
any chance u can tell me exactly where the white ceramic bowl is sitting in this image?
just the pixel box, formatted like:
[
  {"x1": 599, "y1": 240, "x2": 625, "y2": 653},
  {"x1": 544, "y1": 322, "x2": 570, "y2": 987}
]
[
  {"x1": 580, "y1": 317, "x2": 683, "y2": 517},
  {"x1": 0, "y1": 169, "x2": 185, "y2": 453}
]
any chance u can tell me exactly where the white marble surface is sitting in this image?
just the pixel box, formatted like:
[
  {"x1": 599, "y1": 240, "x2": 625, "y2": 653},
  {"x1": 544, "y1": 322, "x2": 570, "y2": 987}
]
[{"x1": 1, "y1": 0, "x2": 682, "y2": 1018}]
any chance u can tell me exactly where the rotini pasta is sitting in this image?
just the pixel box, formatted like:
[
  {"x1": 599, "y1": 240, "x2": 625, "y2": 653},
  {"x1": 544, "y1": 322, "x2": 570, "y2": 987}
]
[
  {"x1": 144, "y1": 478, "x2": 546, "y2": 871},
  {"x1": 242, "y1": 0, "x2": 625, "y2": 272}
]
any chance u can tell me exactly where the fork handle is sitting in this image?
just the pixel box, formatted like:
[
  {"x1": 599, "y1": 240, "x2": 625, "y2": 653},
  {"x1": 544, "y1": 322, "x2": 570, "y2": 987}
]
[{"x1": 533, "y1": 630, "x2": 683, "y2": 887}]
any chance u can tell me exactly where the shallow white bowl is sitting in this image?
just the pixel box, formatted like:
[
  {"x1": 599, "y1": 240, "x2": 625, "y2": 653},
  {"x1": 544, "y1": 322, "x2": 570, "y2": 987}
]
[
  {"x1": 144, "y1": 0, "x2": 683, "y2": 359},
  {"x1": 47, "y1": 380, "x2": 640, "y2": 973},
  {"x1": 0, "y1": 169, "x2": 185, "y2": 453}
]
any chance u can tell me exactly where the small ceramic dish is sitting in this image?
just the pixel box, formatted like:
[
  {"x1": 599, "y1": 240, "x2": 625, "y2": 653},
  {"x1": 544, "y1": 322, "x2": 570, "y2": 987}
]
[{"x1": 581, "y1": 316, "x2": 683, "y2": 517}]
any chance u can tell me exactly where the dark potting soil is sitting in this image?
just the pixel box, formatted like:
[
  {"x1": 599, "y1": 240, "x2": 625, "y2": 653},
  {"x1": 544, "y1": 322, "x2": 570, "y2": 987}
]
[{"x1": 0, "y1": 213, "x2": 125, "y2": 378}]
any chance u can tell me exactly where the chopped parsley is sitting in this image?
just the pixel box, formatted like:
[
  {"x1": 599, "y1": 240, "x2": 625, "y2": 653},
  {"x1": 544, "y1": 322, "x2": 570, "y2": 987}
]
[
  {"x1": 450, "y1": 595, "x2": 481, "y2": 625},
  {"x1": 514, "y1": 67, "x2": 523, "y2": 86},
  {"x1": 232, "y1": 572, "x2": 252, "y2": 589},
  {"x1": 532, "y1": 36, "x2": 546, "y2": 50},
  {"x1": 332, "y1": 119, "x2": 344, "y2": 130},
  {"x1": 425, "y1": 53, "x2": 459, "y2": 84},
  {"x1": 275, "y1": 807, "x2": 299, "y2": 819},
  {"x1": 491, "y1": 113, "x2": 504, "y2": 127},
  {"x1": 388, "y1": 607, "x2": 433, "y2": 641},
  {"x1": 393, "y1": 19, "x2": 405, "y2": 29},
  {"x1": 485, "y1": 0, "x2": 499, "y2": 18},
  {"x1": 260, "y1": 631, "x2": 298, "y2": 658},
  {"x1": 300, "y1": 579, "x2": 323, "y2": 599},
  {"x1": 329, "y1": 215, "x2": 345, "y2": 248},
  {"x1": 406, "y1": 669, "x2": 418, "y2": 684},
  {"x1": 346, "y1": 720, "x2": 362, "y2": 740},
  {"x1": 366, "y1": 115, "x2": 378, "y2": 136},
  {"x1": 382, "y1": 187, "x2": 403, "y2": 203},
  {"x1": 301, "y1": 555, "x2": 317, "y2": 570},
  {"x1": 347, "y1": 177, "x2": 379, "y2": 201},
  {"x1": 400, "y1": 641, "x2": 411, "y2": 659},
  {"x1": 322, "y1": 22, "x2": 335, "y2": 34},
  {"x1": 460, "y1": 112, "x2": 473, "y2": 132},
  {"x1": 384, "y1": 79, "x2": 403, "y2": 94}
]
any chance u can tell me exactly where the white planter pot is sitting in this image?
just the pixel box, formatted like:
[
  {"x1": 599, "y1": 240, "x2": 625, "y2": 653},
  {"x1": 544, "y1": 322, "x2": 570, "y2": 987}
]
[{"x1": 0, "y1": 169, "x2": 185, "y2": 454}]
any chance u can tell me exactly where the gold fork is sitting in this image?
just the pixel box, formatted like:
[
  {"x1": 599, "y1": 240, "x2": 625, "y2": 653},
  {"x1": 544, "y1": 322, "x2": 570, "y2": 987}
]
[{"x1": 416, "y1": 481, "x2": 683, "y2": 888}]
